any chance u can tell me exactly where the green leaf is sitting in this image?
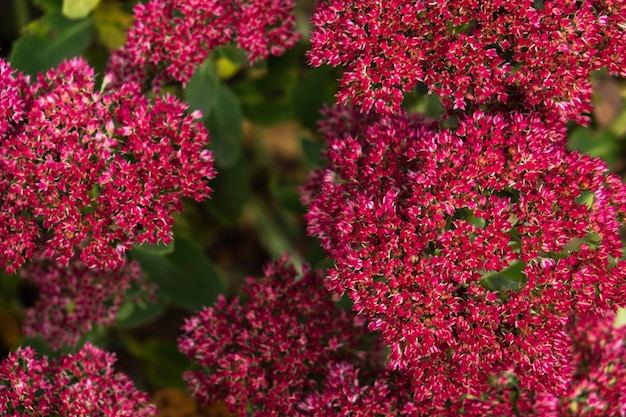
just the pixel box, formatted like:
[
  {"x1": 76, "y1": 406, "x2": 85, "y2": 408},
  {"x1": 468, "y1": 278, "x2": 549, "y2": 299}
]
[
  {"x1": 568, "y1": 126, "x2": 620, "y2": 165},
  {"x1": 140, "y1": 339, "x2": 189, "y2": 389},
  {"x1": 292, "y1": 65, "x2": 338, "y2": 131},
  {"x1": 131, "y1": 239, "x2": 225, "y2": 312},
  {"x1": 213, "y1": 45, "x2": 248, "y2": 80},
  {"x1": 133, "y1": 241, "x2": 175, "y2": 256},
  {"x1": 184, "y1": 59, "x2": 218, "y2": 114},
  {"x1": 231, "y1": 47, "x2": 301, "y2": 125},
  {"x1": 185, "y1": 59, "x2": 245, "y2": 168},
  {"x1": 123, "y1": 337, "x2": 189, "y2": 389},
  {"x1": 92, "y1": 0, "x2": 134, "y2": 50},
  {"x1": 10, "y1": 10, "x2": 94, "y2": 75},
  {"x1": 204, "y1": 153, "x2": 251, "y2": 224},
  {"x1": 62, "y1": 0, "x2": 100, "y2": 19},
  {"x1": 115, "y1": 295, "x2": 168, "y2": 328},
  {"x1": 33, "y1": 0, "x2": 62, "y2": 12},
  {"x1": 249, "y1": 199, "x2": 304, "y2": 269},
  {"x1": 479, "y1": 261, "x2": 527, "y2": 292},
  {"x1": 204, "y1": 82, "x2": 244, "y2": 168},
  {"x1": 215, "y1": 45, "x2": 249, "y2": 66},
  {"x1": 301, "y1": 137, "x2": 325, "y2": 169}
]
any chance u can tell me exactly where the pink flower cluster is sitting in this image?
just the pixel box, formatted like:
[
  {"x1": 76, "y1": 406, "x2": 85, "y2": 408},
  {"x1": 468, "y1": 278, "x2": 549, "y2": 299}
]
[
  {"x1": 309, "y1": 0, "x2": 626, "y2": 122},
  {"x1": 0, "y1": 57, "x2": 215, "y2": 273},
  {"x1": 0, "y1": 343, "x2": 155, "y2": 416},
  {"x1": 179, "y1": 255, "x2": 626, "y2": 415},
  {"x1": 19, "y1": 250, "x2": 152, "y2": 350},
  {"x1": 462, "y1": 312, "x2": 626, "y2": 416},
  {"x1": 106, "y1": 0, "x2": 300, "y2": 89},
  {"x1": 302, "y1": 106, "x2": 626, "y2": 407},
  {"x1": 179, "y1": 257, "x2": 417, "y2": 416}
]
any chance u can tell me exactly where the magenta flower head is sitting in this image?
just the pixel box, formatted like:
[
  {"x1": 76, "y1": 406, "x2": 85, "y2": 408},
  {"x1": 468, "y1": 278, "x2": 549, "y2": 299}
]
[
  {"x1": 462, "y1": 311, "x2": 626, "y2": 416},
  {"x1": 297, "y1": 362, "x2": 421, "y2": 416},
  {"x1": 302, "y1": 106, "x2": 626, "y2": 406},
  {"x1": 106, "y1": 0, "x2": 300, "y2": 89},
  {"x1": 0, "y1": 343, "x2": 156, "y2": 416},
  {"x1": 19, "y1": 250, "x2": 152, "y2": 350},
  {"x1": 0, "y1": 58, "x2": 215, "y2": 273},
  {"x1": 309, "y1": 0, "x2": 626, "y2": 122},
  {"x1": 179, "y1": 256, "x2": 397, "y2": 416}
]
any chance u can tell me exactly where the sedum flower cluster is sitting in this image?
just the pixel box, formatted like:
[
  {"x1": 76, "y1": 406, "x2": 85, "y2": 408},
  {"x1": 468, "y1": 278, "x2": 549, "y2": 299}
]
[
  {"x1": 179, "y1": 257, "x2": 419, "y2": 416},
  {"x1": 462, "y1": 311, "x2": 626, "y2": 416},
  {"x1": 106, "y1": 0, "x2": 300, "y2": 89},
  {"x1": 301, "y1": 104, "x2": 626, "y2": 408},
  {"x1": 309, "y1": 0, "x2": 626, "y2": 122},
  {"x1": 19, "y1": 250, "x2": 152, "y2": 350},
  {"x1": 296, "y1": 0, "x2": 626, "y2": 414},
  {"x1": 0, "y1": 57, "x2": 215, "y2": 273},
  {"x1": 0, "y1": 343, "x2": 156, "y2": 416},
  {"x1": 180, "y1": 258, "x2": 626, "y2": 415}
]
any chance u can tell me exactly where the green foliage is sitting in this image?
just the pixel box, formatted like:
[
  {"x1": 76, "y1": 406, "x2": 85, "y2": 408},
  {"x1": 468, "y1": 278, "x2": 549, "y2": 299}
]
[
  {"x1": 10, "y1": 10, "x2": 94, "y2": 75},
  {"x1": 480, "y1": 261, "x2": 527, "y2": 293},
  {"x1": 569, "y1": 126, "x2": 621, "y2": 165},
  {"x1": 62, "y1": 0, "x2": 100, "y2": 19},
  {"x1": 123, "y1": 337, "x2": 189, "y2": 389},
  {"x1": 205, "y1": 153, "x2": 251, "y2": 224},
  {"x1": 131, "y1": 238, "x2": 225, "y2": 313},
  {"x1": 186, "y1": 59, "x2": 244, "y2": 168}
]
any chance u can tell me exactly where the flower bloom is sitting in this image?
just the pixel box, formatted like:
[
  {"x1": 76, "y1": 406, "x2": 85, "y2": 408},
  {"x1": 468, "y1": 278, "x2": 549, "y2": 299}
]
[
  {"x1": 462, "y1": 312, "x2": 626, "y2": 416},
  {"x1": 297, "y1": 362, "x2": 419, "y2": 416},
  {"x1": 0, "y1": 343, "x2": 156, "y2": 416},
  {"x1": 309, "y1": 0, "x2": 626, "y2": 122},
  {"x1": 106, "y1": 0, "x2": 300, "y2": 89},
  {"x1": 19, "y1": 250, "x2": 152, "y2": 350},
  {"x1": 302, "y1": 106, "x2": 626, "y2": 407},
  {"x1": 179, "y1": 256, "x2": 418, "y2": 416},
  {"x1": 0, "y1": 58, "x2": 215, "y2": 273}
]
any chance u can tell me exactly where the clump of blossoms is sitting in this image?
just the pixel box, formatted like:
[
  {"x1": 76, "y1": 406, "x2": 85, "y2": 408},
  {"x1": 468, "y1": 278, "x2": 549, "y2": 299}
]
[
  {"x1": 309, "y1": 0, "x2": 626, "y2": 122},
  {"x1": 106, "y1": 0, "x2": 300, "y2": 89},
  {"x1": 461, "y1": 312, "x2": 626, "y2": 416},
  {"x1": 0, "y1": 343, "x2": 156, "y2": 416},
  {"x1": 302, "y1": 106, "x2": 626, "y2": 408},
  {"x1": 0, "y1": 57, "x2": 215, "y2": 273},
  {"x1": 179, "y1": 256, "x2": 418, "y2": 416},
  {"x1": 298, "y1": 362, "x2": 421, "y2": 416},
  {"x1": 19, "y1": 250, "x2": 152, "y2": 350}
]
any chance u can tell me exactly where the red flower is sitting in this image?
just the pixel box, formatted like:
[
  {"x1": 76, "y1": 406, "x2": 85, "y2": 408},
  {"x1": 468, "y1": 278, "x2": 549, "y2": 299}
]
[
  {"x1": 106, "y1": 0, "x2": 300, "y2": 89},
  {"x1": 20, "y1": 250, "x2": 153, "y2": 350},
  {"x1": 179, "y1": 257, "x2": 408, "y2": 416},
  {"x1": 0, "y1": 343, "x2": 155, "y2": 416},
  {"x1": 309, "y1": 0, "x2": 626, "y2": 123},
  {"x1": 302, "y1": 106, "x2": 626, "y2": 407},
  {"x1": 0, "y1": 58, "x2": 215, "y2": 272}
]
